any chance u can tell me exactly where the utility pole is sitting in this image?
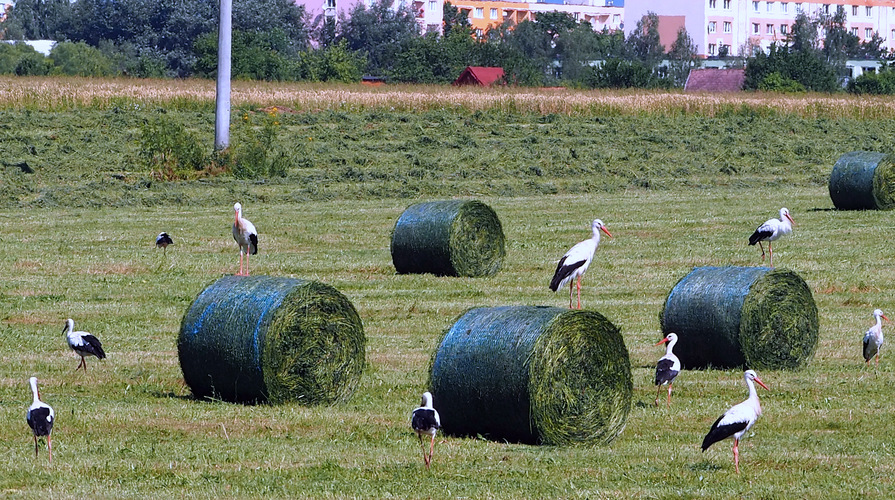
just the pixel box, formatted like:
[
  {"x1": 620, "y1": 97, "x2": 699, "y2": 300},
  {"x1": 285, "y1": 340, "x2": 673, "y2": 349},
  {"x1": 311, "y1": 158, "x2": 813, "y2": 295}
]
[{"x1": 214, "y1": 0, "x2": 232, "y2": 150}]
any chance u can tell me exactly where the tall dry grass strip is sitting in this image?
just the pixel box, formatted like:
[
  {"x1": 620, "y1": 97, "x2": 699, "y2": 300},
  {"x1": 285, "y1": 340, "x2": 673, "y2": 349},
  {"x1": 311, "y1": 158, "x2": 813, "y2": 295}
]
[
  {"x1": 429, "y1": 305, "x2": 632, "y2": 445},
  {"x1": 829, "y1": 151, "x2": 895, "y2": 210},
  {"x1": 178, "y1": 275, "x2": 365, "y2": 404},
  {"x1": 390, "y1": 200, "x2": 505, "y2": 277},
  {"x1": 7, "y1": 76, "x2": 895, "y2": 118},
  {"x1": 660, "y1": 266, "x2": 818, "y2": 370}
]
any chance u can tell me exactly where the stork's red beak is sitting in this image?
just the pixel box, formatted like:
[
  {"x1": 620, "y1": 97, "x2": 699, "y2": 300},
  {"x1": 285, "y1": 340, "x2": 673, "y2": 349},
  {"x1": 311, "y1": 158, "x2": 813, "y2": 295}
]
[
  {"x1": 883, "y1": 315, "x2": 890, "y2": 322},
  {"x1": 654, "y1": 337, "x2": 670, "y2": 346},
  {"x1": 754, "y1": 377, "x2": 769, "y2": 390},
  {"x1": 601, "y1": 226, "x2": 613, "y2": 238},
  {"x1": 785, "y1": 213, "x2": 795, "y2": 225}
]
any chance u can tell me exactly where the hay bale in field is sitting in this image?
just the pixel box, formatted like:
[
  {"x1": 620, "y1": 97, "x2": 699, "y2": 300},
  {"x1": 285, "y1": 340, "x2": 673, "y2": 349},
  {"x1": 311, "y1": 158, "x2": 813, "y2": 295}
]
[
  {"x1": 429, "y1": 305, "x2": 632, "y2": 445},
  {"x1": 660, "y1": 266, "x2": 817, "y2": 370},
  {"x1": 178, "y1": 275, "x2": 365, "y2": 404},
  {"x1": 390, "y1": 200, "x2": 505, "y2": 277},
  {"x1": 829, "y1": 151, "x2": 895, "y2": 210}
]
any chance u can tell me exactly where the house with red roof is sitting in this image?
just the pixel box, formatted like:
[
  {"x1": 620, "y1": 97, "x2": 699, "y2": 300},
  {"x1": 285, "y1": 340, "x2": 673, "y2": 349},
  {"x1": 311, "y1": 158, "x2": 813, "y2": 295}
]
[{"x1": 453, "y1": 66, "x2": 505, "y2": 86}]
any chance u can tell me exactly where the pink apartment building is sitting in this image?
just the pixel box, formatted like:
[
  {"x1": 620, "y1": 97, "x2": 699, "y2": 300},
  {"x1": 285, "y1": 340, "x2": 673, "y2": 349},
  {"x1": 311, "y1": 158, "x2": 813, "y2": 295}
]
[
  {"x1": 298, "y1": 0, "x2": 445, "y2": 34},
  {"x1": 624, "y1": 0, "x2": 895, "y2": 57}
]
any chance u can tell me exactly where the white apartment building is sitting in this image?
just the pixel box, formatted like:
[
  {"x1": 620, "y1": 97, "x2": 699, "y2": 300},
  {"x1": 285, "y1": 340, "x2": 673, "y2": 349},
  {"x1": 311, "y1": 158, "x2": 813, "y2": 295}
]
[{"x1": 624, "y1": 0, "x2": 895, "y2": 57}]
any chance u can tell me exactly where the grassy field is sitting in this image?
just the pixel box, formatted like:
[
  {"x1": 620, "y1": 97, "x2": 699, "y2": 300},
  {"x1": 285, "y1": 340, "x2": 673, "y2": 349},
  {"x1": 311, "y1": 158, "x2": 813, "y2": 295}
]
[{"x1": 1, "y1": 78, "x2": 894, "y2": 498}]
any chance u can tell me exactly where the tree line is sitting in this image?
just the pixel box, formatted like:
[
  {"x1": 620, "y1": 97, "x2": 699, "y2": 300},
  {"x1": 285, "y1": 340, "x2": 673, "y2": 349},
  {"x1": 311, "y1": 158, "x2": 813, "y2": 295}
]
[{"x1": 1, "y1": 0, "x2": 893, "y2": 92}]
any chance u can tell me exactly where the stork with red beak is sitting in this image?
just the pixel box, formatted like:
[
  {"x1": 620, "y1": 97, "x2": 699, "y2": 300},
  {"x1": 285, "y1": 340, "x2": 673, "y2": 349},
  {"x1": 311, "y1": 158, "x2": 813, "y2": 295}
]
[
  {"x1": 702, "y1": 370, "x2": 769, "y2": 473},
  {"x1": 549, "y1": 219, "x2": 612, "y2": 309}
]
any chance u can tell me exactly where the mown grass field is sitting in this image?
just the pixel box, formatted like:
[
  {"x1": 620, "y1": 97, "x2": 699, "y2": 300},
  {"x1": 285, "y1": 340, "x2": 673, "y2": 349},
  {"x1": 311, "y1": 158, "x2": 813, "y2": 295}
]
[{"x1": 1, "y1": 77, "x2": 894, "y2": 498}]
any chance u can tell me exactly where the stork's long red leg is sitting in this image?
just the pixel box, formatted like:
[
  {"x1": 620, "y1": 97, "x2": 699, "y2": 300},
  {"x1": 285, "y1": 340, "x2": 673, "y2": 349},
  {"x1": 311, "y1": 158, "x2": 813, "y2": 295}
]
[
  {"x1": 768, "y1": 242, "x2": 773, "y2": 267},
  {"x1": 655, "y1": 385, "x2": 662, "y2": 407},
  {"x1": 428, "y1": 434, "x2": 436, "y2": 467},
  {"x1": 733, "y1": 438, "x2": 740, "y2": 473},
  {"x1": 33, "y1": 435, "x2": 38, "y2": 458},
  {"x1": 245, "y1": 251, "x2": 250, "y2": 276},
  {"x1": 576, "y1": 277, "x2": 582, "y2": 309},
  {"x1": 666, "y1": 383, "x2": 673, "y2": 407},
  {"x1": 568, "y1": 281, "x2": 574, "y2": 309},
  {"x1": 47, "y1": 435, "x2": 52, "y2": 463}
]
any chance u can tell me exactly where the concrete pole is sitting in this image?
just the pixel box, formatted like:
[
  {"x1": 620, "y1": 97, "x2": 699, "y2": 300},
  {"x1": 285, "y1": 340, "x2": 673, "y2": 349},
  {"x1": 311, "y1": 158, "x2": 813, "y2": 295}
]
[{"x1": 214, "y1": 0, "x2": 233, "y2": 150}]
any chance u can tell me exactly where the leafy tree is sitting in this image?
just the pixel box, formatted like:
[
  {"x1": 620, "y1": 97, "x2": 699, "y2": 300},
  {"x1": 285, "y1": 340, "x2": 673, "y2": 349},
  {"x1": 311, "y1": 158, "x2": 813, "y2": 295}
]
[
  {"x1": 847, "y1": 67, "x2": 895, "y2": 94},
  {"x1": 443, "y1": 2, "x2": 471, "y2": 38},
  {"x1": 194, "y1": 28, "x2": 301, "y2": 81},
  {"x1": 582, "y1": 58, "x2": 671, "y2": 89},
  {"x1": 1, "y1": 0, "x2": 72, "y2": 40},
  {"x1": 744, "y1": 43, "x2": 838, "y2": 92},
  {"x1": 337, "y1": 0, "x2": 420, "y2": 76},
  {"x1": 502, "y1": 20, "x2": 552, "y2": 79},
  {"x1": 667, "y1": 27, "x2": 699, "y2": 87},
  {"x1": 821, "y1": 6, "x2": 857, "y2": 69},
  {"x1": 299, "y1": 39, "x2": 366, "y2": 83},
  {"x1": 0, "y1": 42, "x2": 51, "y2": 75},
  {"x1": 50, "y1": 41, "x2": 116, "y2": 76},
  {"x1": 392, "y1": 30, "x2": 476, "y2": 83},
  {"x1": 626, "y1": 11, "x2": 664, "y2": 66}
]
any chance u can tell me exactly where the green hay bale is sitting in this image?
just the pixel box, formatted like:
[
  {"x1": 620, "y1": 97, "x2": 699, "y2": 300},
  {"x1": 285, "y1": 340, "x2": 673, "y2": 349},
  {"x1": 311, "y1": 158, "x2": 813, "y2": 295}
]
[
  {"x1": 829, "y1": 151, "x2": 895, "y2": 210},
  {"x1": 178, "y1": 275, "x2": 365, "y2": 404},
  {"x1": 390, "y1": 200, "x2": 505, "y2": 277},
  {"x1": 660, "y1": 266, "x2": 818, "y2": 370},
  {"x1": 429, "y1": 306, "x2": 632, "y2": 445}
]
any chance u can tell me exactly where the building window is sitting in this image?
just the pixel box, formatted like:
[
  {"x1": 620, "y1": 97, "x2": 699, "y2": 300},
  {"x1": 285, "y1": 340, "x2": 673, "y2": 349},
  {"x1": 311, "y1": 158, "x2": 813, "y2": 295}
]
[
  {"x1": 781, "y1": 2, "x2": 787, "y2": 12},
  {"x1": 866, "y1": 6, "x2": 872, "y2": 16},
  {"x1": 708, "y1": 21, "x2": 716, "y2": 33},
  {"x1": 490, "y1": 8, "x2": 497, "y2": 19},
  {"x1": 325, "y1": 0, "x2": 335, "y2": 8},
  {"x1": 852, "y1": 6, "x2": 858, "y2": 16},
  {"x1": 474, "y1": 7, "x2": 483, "y2": 18},
  {"x1": 767, "y1": 23, "x2": 774, "y2": 34},
  {"x1": 852, "y1": 27, "x2": 859, "y2": 36},
  {"x1": 429, "y1": 1, "x2": 436, "y2": 12},
  {"x1": 753, "y1": 23, "x2": 759, "y2": 34},
  {"x1": 723, "y1": 21, "x2": 732, "y2": 33},
  {"x1": 795, "y1": 3, "x2": 802, "y2": 13},
  {"x1": 709, "y1": 43, "x2": 717, "y2": 55},
  {"x1": 767, "y1": 1, "x2": 773, "y2": 13},
  {"x1": 709, "y1": 0, "x2": 716, "y2": 8},
  {"x1": 723, "y1": 0, "x2": 730, "y2": 8},
  {"x1": 823, "y1": 4, "x2": 829, "y2": 14},
  {"x1": 866, "y1": 27, "x2": 873, "y2": 38},
  {"x1": 780, "y1": 24, "x2": 787, "y2": 34},
  {"x1": 475, "y1": 28, "x2": 483, "y2": 37},
  {"x1": 753, "y1": 1, "x2": 759, "y2": 12}
]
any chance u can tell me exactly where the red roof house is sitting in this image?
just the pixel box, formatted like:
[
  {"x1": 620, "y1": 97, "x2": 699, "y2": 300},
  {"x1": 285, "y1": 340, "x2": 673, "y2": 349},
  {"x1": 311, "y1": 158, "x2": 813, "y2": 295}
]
[
  {"x1": 684, "y1": 68, "x2": 746, "y2": 93},
  {"x1": 453, "y1": 66, "x2": 505, "y2": 86}
]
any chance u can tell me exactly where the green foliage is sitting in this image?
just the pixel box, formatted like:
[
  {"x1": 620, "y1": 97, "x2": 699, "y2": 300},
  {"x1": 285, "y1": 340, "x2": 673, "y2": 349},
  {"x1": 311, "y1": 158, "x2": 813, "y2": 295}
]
[
  {"x1": 299, "y1": 40, "x2": 366, "y2": 83},
  {"x1": 337, "y1": 0, "x2": 420, "y2": 76},
  {"x1": 758, "y1": 71, "x2": 807, "y2": 92},
  {"x1": 443, "y1": 1, "x2": 472, "y2": 37},
  {"x1": 847, "y1": 68, "x2": 895, "y2": 95},
  {"x1": 582, "y1": 58, "x2": 671, "y2": 89},
  {"x1": 626, "y1": 11, "x2": 665, "y2": 66},
  {"x1": 0, "y1": 42, "x2": 51, "y2": 76},
  {"x1": 744, "y1": 43, "x2": 838, "y2": 92},
  {"x1": 139, "y1": 115, "x2": 208, "y2": 181},
  {"x1": 1, "y1": 0, "x2": 72, "y2": 39},
  {"x1": 228, "y1": 108, "x2": 292, "y2": 179},
  {"x1": 194, "y1": 29, "x2": 301, "y2": 81},
  {"x1": 666, "y1": 27, "x2": 700, "y2": 87},
  {"x1": 49, "y1": 41, "x2": 117, "y2": 77}
]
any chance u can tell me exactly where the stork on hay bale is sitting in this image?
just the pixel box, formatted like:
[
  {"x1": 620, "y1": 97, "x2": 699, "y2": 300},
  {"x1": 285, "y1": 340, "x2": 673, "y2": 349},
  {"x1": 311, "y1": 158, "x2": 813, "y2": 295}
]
[
  {"x1": 178, "y1": 275, "x2": 365, "y2": 404},
  {"x1": 429, "y1": 305, "x2": 632, "y2": 445}
]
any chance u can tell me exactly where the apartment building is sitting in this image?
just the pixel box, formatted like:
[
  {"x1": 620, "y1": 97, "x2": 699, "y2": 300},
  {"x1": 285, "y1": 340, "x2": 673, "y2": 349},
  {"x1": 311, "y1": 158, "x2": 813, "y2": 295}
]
[
  {"x1": 299, "y1": 0, "x2": 445, "y2": 35},
  {"x1": 449, "y1": 0, "x2": 624, "y2": 37},
  {"x1": 624, "y1": 0, "x2": 895, "y2": 57}
]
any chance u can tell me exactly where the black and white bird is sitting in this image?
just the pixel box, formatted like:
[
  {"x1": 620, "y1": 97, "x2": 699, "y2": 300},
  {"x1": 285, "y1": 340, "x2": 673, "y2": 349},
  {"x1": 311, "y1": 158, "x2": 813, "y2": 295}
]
[
  {"x1": 654, "y1": 333, "x2": 681, "y2": 407},
  {"x1": 748, "y1": 207, "x2": 794, "y2": 267},
  {"x1": 701, "y1": 370, "x2": 769, "y2": 474},
  {"x1": 64, "y1": 318, "x2": 106, "y2": 372},
  {"x1": 410, "y1": 391, "x2": 441, "y2": 470},
  {"x1": 549, "y1": 219, "x2": 612, "y2": 309},
  {"x1": 155, "y1": 232, "x2": 173, "y2": 254},
  {"x1": 862, "y1": 308, "x2": 889, "y2": 366},
  {"x1": 26, "y1": 377, "x2": 54, "y2": 463},
  {"x1": 232, "y1": 202, "x2": 258, "y2": 276}
]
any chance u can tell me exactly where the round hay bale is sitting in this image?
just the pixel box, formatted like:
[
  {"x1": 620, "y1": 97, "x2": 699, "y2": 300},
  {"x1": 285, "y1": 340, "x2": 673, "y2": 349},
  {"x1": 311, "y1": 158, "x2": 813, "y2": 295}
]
[
  {"x1": 390, "y1": 200, "x2": 505, "y2": 277},
  {"x1": 429, "y1": 305, "x2": 632, "y2": 445},
  {"x1": 178, "y1": 275, "x2": 365, "y2": 404},
  {"x1": 829, "y1": 151, "x2": 895, "y2": 210},
  {"x1": 660, "y1": 266, "x2": 818, "y2": 370}
]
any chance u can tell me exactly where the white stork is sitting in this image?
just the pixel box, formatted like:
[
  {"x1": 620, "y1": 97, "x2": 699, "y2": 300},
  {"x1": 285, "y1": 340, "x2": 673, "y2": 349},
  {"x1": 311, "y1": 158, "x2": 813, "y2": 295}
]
[
  {"x1": 64, "y1": 318, "x2": 106, "y2": 372},
  {"x1": 862, "y1": 308, "x2": 889, "y2": 366},
  {"x1": 748, "y1": 207, "x2": 794, "y2": 267},
  {"x1": 155, "y1": 232, "x2": 173, "y2": 254},
  {"x1": 26, "y1": 377, "x2": 54, "y2": 463},
  {"x1": 549, "y1": 219, "x2": 612, "y2": 309},
  {"x1": 701, "y1": 369, "x2": 769, "y2": 473},
  {"x1": 654, "y1": 333, "x2": 681, "y2": 407},
  {"x1": 232, "y1": 202, "x2": 258, "y2": 276},
  {"x1": 410, "y1": 391, "x2": 441, "y2": 470}
]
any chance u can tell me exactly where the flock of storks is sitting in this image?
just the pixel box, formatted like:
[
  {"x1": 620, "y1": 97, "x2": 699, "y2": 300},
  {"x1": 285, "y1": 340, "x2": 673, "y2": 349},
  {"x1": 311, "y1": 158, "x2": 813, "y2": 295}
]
[{"x1": 25, "y1": 204, "x2": 886, "y2": 476}]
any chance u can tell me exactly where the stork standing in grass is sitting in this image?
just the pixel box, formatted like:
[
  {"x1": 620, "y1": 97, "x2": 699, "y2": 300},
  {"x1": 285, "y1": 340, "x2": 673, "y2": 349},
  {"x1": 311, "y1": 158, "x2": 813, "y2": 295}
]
[
  {"x1": 748, "y1": 208, "x2": 794, "y2": 267},
  {"x1": 549, "y1": 219, "x2": 612, "y2": 309},
  {"x1": 863, "y1": 308, "x2": 889, "y2": 366},
  {"x1": 232, "y1": 202, "x2": 258, "y2": 276},
  {"x1": 701, "y1": 370, "x2": 769, "y2": 474},
  {"x1": 654, "y1": 333, "x2": 681, "y2": 407},
  {"x1": 155, "y1": 232, "x2": 173, "y2": 254},
  {"x1": 64, "y1": 319, "x2": 106, "y2": 372},
  {"x1": 411, "y1": 391, "x2": 441, "y2": 470},
  {"x1": 26, "y1": 377, "x2": 54, "y2": 463}
]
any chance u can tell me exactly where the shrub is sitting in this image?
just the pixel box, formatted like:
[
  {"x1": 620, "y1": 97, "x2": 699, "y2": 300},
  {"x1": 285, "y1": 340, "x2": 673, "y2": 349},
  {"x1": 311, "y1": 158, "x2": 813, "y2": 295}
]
[
  {"x1": 50, "y1": 42, "x2": 116, "y2": 77},
  {"x1": 228, "y1": 107, "x2": 292, "y2": 179},
  {"x1": 139, "y1": 116, "x2": 208, "y2": 180}
]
